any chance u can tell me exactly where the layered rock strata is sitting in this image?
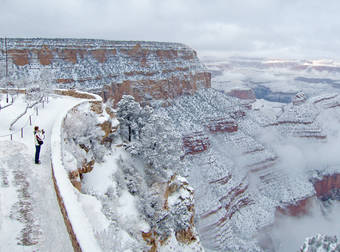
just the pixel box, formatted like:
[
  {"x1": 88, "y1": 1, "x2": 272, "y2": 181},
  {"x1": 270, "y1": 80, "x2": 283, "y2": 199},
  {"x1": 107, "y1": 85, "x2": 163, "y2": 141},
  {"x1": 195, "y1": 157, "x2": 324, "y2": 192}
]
[
  {"x1": 157, "y1": 89, "x2": 283, "y2": 251},
  {"x1": 155, "y1": 89, "x2": 340, "y2": 251},
  {"x1": 0, "y1": 38, "x2": 210, "y2": 105}
]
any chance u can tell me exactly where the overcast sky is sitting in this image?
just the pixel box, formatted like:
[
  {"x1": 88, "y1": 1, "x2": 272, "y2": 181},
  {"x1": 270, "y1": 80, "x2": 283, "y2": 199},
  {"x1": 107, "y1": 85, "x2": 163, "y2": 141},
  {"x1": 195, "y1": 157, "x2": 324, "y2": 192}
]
[{"x1": 1, "y1": 0, "x2": 340, "y2": 59}]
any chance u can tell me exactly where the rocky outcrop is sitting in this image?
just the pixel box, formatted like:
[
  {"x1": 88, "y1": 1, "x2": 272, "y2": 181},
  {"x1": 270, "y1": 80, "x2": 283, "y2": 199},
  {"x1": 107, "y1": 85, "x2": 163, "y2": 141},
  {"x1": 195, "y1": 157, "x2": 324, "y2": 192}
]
[
  {"x1": 313, "y1": 174, "x2": 340, "y2": 199},
  {"x1": 292, "y1": 91, "x2": 307, "y2": 105},
  {"x1": 274, "y1": 173, "x2": 340, "y2": 218},
  {"x1": 163, "y1": 175, "x2": 199, "y2": 244},
  {"x1": 276, "y1": 197, "x2": 313, "y2": 217},
  {"x1": 0, "y1": 38, "x2": 210, "y2": 106},
  {"x1": 142, "y1": 174, "x2": 203, "y2": 251},
  {"x1": 276, "y1": 174, "x2": 340, "y2": 218}
]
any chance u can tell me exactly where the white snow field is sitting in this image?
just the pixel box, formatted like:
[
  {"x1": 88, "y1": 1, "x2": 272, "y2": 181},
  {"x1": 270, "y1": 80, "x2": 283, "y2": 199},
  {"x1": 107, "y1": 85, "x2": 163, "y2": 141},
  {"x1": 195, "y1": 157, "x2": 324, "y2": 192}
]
[{"x1": 0, "y1": 92, "x2": 89, "y2": 252}]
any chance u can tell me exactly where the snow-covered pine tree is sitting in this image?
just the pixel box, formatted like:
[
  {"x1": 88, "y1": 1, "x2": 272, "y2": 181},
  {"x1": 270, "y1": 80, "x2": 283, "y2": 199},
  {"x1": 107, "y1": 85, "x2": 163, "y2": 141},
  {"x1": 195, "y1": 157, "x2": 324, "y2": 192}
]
[
  {"x1": 116, "y1": 95, "x2": 142, "y2": 142},
  {"x1": 125, "y1": 111, "x2": 183, "y2": 181},
  {"x1": 25, "y1": 69, "x2": 54, "y2": 105},
  {"x1": 63, "y1": 108, "x2": 106, "y2": 164},
  {"x1": 300, "y1": 234, "x2": 340, "y2": 252},
  {"x1": 139, "y1": 111, "x2": 183, "y2": 175},
  {"x1": 39, "y1": 69, "x2": 54, "y2": 96},
  {"x1": 117, "y1": 95, "x2": 183, "y2": 179}
]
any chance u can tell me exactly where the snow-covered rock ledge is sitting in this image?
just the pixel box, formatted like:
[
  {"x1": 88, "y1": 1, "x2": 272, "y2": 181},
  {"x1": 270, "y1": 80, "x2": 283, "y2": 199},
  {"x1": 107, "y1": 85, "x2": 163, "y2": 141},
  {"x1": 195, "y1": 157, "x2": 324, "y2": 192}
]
[
  {"x1": 50, "y1": 89, "x2": 102, "y2": 252},
  {"x1": 0, "y1": 87, "x2": 27, "y2": 94}
]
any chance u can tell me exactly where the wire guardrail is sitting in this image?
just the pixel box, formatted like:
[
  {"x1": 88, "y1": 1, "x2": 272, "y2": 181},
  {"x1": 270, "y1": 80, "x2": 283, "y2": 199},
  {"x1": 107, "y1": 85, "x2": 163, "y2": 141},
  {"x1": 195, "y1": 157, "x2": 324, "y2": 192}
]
[
  {"x1": 0, "y1": 87, "x2": 97, "y2": 141},
  {"x1": 0, "y1": 91, "x2": 15, "y2": 110},
  {"x1": 0, "y1": 99, "x2": 14, "y2": 110},
  {"x1": 0, "y1": 95, "x2": 49, "y2": 140}
]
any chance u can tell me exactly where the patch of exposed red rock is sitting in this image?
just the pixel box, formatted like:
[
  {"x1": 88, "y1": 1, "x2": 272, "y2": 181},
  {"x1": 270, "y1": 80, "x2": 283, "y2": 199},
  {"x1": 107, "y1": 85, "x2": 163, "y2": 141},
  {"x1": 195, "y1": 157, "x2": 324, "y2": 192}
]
[
  {"x1": 207, "y1": 118, "x2": 238, "y2": 133},
  {"x1": 103, "y1": 72, "x2": 211, "y2": 106},
  {"x1": 209, "y1": 174, "x2": 232, "y2": 185},
  {"x1": 227, "y1": 88, "x2": 256, "y2": 101},
  {"x1": 183, "y1": 132, "x2": 210, "y2": 155},
  {"x1": 275, "y1": 174, "x2": 340, "y2": 218},
  {"x1": 222, "y1": 183, "x2": 254, "y2": 220},
  {"x1": 199, "y1": 180, "x2": 254, "y2": 233},
  {"x1": 276, "y1": 197, "x2": 313, "y2": 217},
  {"x1": 314, "y1": 174, "x2": 340, "y2": 198}
]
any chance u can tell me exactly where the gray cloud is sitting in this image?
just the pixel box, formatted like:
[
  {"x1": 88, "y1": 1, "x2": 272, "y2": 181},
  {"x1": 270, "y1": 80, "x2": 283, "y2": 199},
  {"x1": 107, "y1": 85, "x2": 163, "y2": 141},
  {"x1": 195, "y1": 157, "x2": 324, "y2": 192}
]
[{"x1": 1, "y1": 0, "x2": 340, "y2": 59}]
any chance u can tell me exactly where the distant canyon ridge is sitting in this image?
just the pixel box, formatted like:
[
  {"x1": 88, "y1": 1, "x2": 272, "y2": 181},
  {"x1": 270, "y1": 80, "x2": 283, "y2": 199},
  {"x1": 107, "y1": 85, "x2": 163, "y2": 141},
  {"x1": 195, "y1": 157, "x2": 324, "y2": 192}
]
[{"x1": 0, "y1": 38, "x2": 211, "y2": 105}]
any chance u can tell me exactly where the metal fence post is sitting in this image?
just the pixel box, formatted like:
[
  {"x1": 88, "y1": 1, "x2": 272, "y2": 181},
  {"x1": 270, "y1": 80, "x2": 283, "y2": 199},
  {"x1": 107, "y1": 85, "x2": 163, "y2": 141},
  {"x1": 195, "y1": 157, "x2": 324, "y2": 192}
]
[
  {"x1": 21, "y1": 128, "x2": 23, "y2": 138},
  {"x1": 10, "y1": 134, "x2": 12, "y2": 140},
  {"x1": 29, "y1": 115, "x2": 32, "y2": 125}
]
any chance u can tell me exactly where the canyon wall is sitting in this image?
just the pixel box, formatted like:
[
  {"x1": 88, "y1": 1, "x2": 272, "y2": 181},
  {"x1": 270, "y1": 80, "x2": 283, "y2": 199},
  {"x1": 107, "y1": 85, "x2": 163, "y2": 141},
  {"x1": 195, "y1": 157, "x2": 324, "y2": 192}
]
[
  {"x1": 156, "y1": 89, "x2": 340, "y2": 251},
  {"x1": 0, "y1": 38, "x2": 210, "y2": 105}
]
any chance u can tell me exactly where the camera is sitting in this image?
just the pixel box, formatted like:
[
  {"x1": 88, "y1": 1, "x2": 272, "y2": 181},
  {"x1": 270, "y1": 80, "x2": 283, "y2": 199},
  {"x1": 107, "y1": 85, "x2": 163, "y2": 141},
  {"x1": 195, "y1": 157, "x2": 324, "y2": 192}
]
[{"x1": 41, "y1": 129, "x2": 45, "y2": 134}]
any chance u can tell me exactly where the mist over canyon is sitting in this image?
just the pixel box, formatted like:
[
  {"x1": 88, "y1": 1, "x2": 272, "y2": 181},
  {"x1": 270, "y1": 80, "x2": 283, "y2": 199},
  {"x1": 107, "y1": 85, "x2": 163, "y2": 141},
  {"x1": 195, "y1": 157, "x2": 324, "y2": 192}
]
[
  {"x1": 204, "y1": 56, "x2": 340, "y2": 251},
  {"x1": 2, "y1": 38, "x2": 340, "y2": 251}
]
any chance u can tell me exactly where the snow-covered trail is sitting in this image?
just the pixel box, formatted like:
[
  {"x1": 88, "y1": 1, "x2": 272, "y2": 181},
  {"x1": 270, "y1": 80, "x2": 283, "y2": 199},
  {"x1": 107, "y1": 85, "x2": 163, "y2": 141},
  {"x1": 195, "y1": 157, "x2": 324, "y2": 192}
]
[{"x1": 0, "y1": 94, "x2": 85, "y2": 252}]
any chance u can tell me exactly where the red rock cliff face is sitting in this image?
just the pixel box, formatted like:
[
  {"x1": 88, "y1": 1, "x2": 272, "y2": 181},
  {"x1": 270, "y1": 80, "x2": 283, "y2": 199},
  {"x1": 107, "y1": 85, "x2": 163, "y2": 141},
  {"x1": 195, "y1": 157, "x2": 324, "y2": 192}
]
[
  {"x1": 314, "y1": 174, "x2": 340, "y2": 197},
  {"x1": 275, "y1": 174, "x2": 340, "y2": 218},
  {"x1": 0, "y1": 38, "x2": 211, "y2": 105},
  {"x1": 227, "y1": 88, "x2": 256, "y2": 101},
  {"x1": 276, "y1": 197, "x2": 313, "y2": 217}
]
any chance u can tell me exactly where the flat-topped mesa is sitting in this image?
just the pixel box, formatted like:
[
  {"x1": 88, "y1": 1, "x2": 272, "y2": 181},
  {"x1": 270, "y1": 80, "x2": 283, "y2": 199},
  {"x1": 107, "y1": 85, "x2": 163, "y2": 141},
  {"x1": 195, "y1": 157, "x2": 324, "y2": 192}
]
[{"x1": 0, "y1": 38, "x2": 211, "y2": 105}]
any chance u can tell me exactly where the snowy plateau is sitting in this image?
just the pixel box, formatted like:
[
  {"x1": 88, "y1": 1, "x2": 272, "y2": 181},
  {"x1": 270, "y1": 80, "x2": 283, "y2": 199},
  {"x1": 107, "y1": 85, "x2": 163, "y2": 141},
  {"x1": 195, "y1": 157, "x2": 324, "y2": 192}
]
[{"x1": 1, "y1": 38, "x2": 340, "y2": 252}]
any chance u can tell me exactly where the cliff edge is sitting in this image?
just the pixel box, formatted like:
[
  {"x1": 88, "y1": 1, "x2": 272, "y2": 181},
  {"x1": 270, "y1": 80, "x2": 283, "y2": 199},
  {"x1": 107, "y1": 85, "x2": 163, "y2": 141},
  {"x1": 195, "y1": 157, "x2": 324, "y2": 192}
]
[{"x1": 0, "y1": 38, "x2": 210, "y2": 105}]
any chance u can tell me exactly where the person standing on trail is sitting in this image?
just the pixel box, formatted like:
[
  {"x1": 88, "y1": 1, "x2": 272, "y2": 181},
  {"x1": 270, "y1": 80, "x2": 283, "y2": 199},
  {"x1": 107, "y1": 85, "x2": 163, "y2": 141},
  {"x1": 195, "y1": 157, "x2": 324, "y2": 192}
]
[{"x1": 34, "y1": 126, "x2": 45, "y2": 164}]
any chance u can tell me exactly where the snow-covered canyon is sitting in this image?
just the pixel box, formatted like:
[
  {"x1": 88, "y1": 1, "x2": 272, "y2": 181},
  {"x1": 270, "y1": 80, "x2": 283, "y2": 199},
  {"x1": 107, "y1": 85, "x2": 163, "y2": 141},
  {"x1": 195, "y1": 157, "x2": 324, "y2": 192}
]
[{"x1": 2, "y1": 39, "x2": 340, "y2": 252}]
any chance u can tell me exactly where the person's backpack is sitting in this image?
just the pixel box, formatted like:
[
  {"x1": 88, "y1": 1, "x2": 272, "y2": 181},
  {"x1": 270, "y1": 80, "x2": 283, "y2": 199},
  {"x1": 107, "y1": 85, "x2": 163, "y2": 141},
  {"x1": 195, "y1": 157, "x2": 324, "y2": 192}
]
[{"x1": 35, "y1": 131, "x2": 44, "y2": 145}]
